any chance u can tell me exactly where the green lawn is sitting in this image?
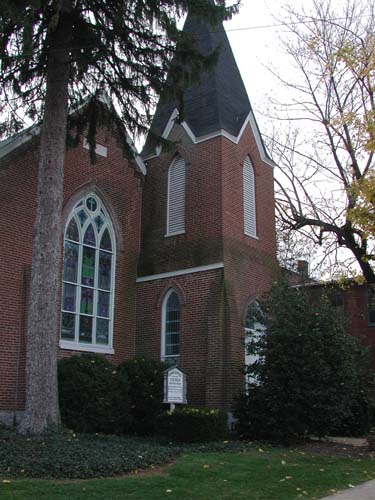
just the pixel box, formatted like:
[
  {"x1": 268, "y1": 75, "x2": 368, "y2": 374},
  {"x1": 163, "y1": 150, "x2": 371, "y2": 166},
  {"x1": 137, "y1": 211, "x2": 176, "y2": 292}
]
[{"x1": 1, "y1": 447, "x2": 374, "y2": 500}]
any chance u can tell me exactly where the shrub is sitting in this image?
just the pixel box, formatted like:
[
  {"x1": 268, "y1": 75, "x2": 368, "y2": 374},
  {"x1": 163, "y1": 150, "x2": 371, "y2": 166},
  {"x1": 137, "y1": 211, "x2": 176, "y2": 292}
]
[
  {"x1": 58, "y1": 354, "x2": 131, "y2": 434},
  {"x1": 368, "y1": 429, "x2": 375, "y2": 451},
  {"x1": 158, "y1": 407, "x2": 228, "y2": 442},
  {"x1": 235, "y1": 278, "x2": 375, "y2": 443},
  {"x1": 118, "y1": 357, "x2": 167, "y2": 435}
]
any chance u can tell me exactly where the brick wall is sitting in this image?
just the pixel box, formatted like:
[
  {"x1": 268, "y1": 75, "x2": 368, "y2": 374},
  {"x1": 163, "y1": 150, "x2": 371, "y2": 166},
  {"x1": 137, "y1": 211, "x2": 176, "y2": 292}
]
[
  {"x1": 136, "y1": 268, "x2": 227, "y2": 407},
  {"x1": 0, "y1": 128, "x2": 142, "y2": 413},
  {"x1": 218, "y1": 126, "x2": 277, "y2": 404},
  {"x1": 137, "y1": 122, "x2": 277, "y2": 409},
  {"x1": 1, "y1": 118, "x2": 278, "y2": 416},
  {"x1": 138, "y1": 125, "x2": 224, "y2": 277}
]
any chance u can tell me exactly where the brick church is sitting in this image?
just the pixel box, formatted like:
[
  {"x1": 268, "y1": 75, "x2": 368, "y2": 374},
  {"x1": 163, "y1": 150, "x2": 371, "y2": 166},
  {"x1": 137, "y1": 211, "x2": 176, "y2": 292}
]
[{"x1": 0, "y1": 13, "x2": 277, "y2": 425}]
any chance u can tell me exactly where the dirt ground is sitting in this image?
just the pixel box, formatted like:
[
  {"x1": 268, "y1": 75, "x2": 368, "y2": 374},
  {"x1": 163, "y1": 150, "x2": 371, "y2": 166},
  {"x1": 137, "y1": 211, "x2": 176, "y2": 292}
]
[{"x1": 298, "y1": 440, "x2": 375, "y2": 459}]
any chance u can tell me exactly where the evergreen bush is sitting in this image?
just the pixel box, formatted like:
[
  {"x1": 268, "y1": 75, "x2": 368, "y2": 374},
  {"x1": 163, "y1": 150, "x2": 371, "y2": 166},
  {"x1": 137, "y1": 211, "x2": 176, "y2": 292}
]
[
  {"x1": 235, "y1": 278, "x2": 375, "y2": 443},
  {"x1": 158, "y1": 407, "x2": 228, "y2": 442},
  {"x1": 118, "y1": 357, "x2": 167, "y2": 435},
  {"x1": 58, "y1": 354, "x2": 131, "y2": 434}
]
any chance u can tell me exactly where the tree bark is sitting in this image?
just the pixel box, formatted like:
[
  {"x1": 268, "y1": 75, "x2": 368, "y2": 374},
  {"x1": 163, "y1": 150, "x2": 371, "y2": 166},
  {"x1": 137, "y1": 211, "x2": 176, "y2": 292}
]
[{"x1": 18, "y1": 2, "x2": 72, "y2": 435}]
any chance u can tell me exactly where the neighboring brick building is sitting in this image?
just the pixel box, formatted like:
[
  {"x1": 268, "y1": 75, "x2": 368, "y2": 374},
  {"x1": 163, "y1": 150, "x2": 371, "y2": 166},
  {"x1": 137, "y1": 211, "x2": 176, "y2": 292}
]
[
  {"x1": 295, "y1": 281, "x2": 375, "y2": 363},
  {"x1": 0, "y1": 13, "x2": 278, "y2": 424}
]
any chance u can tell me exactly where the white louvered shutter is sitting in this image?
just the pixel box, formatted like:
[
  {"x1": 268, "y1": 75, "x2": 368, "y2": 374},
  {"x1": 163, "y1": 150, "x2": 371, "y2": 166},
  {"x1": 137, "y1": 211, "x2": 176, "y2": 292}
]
[
  {"x1": 167, "y1": 156, "x2": 186, "y2": 235},
  {"x1": 243, "y1": 157, "x2": 257, "y2": 237}
]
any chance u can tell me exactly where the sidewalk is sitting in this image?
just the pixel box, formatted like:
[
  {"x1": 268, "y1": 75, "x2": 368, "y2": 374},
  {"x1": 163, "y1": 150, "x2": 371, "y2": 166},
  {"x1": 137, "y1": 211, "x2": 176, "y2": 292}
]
[{"x1": 320, "y1": 480, "x2": 375, "y2": 499}]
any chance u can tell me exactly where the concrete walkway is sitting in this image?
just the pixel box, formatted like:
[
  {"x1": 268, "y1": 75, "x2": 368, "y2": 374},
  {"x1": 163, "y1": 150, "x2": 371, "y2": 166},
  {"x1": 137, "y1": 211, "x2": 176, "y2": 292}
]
[{"x1": 320, "y1": 480, "x2": 375, "y2": 499}]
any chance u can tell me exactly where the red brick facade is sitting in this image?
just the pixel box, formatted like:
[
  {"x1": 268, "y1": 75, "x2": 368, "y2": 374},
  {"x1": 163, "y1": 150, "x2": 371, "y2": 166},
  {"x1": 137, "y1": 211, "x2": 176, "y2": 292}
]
[
  {"x1": 305, "y1": 283, "x2": 375, "y2": 362},
  {"x1": 0, "y1": 6, "x2": 282, "y2": 425},
  {"x1": 0, "y1": 113, "x2": 277, "y2": 421},
  {"x1": 137, "y1": 123, "x2": 277, "y2": 409},
  {"x1": 0, "y1": 130, "x2": 142, "y2": 422}
]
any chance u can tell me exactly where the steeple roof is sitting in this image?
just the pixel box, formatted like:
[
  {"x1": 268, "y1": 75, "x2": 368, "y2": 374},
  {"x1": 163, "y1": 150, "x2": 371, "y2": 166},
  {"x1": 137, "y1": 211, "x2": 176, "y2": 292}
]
[{"x1": 143, "y1": 10, "x2": 252, "y2": 156}]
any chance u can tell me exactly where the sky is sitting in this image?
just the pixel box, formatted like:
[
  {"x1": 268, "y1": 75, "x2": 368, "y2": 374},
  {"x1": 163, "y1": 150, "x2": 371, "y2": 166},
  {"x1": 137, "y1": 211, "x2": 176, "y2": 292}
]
[
  {"x1": 224, "y1": 0, "x2": 293, "y2": 132},
  {"x1": 223, "y1": 0, "x2": 359, "y2": 277}
]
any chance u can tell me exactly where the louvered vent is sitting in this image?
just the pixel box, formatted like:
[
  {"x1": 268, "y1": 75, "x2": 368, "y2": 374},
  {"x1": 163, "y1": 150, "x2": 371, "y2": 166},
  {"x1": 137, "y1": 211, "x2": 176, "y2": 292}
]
[
  {"x1": 243, "y1": 156, "x2": 257, "y2": 237},
  {"x1": 167, "y1": 156, "x2": 186, "y2": 235}
]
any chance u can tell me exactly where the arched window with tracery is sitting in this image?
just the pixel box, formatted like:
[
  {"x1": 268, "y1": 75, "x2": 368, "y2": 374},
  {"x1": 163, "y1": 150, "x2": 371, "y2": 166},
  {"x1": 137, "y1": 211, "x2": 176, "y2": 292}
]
[
  {"x1": 161, "y1": 289, "x2": 181, "y2": 365},
  {"x1": 60, "y1": 194, "x2": 116, "y2": 353}
]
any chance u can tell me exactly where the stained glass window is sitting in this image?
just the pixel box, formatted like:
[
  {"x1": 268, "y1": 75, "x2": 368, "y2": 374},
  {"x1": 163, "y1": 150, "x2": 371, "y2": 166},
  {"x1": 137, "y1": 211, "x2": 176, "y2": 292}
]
[
  {"x1": 81, "y1": 246, "x2": 95, "y2": 286},
  {"x1": 97, "y1": 319, "x2": 109, "y2": 344},
  {"x1": 77, "y1": 209, "x2": 88, "y2": 226},
  {"x1": 86, "y1": 197, "x2": 97, "y2": 212},
  {"x1": 100, "y1": 229, "x2": 112, "y2": 251},
  {"x1": 95, "y1": 215, "x2": 104, "y2": 232},
  {"x1": 63, "y1": 242, "x2": 78, "y2": 283},
  {"x1": 162, "y1": 290, "x2": 180, "y2": 365},
  {"x1": 66, "y1": 218, "x2": 79, "y2": 241},
  {"x1": 99, "y1": 251, "x2": 111, "y2": 290},
  {"x1": 61, "y1": 194, "x2": 115, "y2": 351}
]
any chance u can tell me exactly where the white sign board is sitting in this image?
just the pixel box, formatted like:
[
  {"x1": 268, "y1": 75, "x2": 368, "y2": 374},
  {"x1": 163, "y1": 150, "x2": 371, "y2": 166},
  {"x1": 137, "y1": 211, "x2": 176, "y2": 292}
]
[{"x1": 163, "y1": 367, "x2": 187, "y2": 404}]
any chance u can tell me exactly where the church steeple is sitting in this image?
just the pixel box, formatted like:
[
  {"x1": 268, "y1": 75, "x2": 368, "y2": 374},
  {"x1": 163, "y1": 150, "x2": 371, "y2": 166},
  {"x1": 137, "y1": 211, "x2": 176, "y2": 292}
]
[{"x1": 143, "y1": 9, "x2": 252, "y2": 157}]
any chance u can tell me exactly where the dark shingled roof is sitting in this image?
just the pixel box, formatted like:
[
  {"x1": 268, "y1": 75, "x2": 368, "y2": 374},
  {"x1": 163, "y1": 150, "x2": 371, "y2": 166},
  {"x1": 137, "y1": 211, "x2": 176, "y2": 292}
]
[{"x1": 143, "y1": 11, "x2": 252, "y2": 156}]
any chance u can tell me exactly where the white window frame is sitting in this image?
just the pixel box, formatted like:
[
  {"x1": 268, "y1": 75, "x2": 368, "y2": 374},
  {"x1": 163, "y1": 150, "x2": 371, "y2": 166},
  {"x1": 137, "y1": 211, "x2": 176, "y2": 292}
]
[
  {"x1": 166, "y1": 155, "x2": 186, "y2": 237},
  {"x1": 161, "y1": 289, "x2": 181, "y2": 364},
  {"x1": 60, "y1": 193, "x2": 116, "y2": 354},
  {"x1": 243, "y1": 156, "x2": 258, "y2": 239}
]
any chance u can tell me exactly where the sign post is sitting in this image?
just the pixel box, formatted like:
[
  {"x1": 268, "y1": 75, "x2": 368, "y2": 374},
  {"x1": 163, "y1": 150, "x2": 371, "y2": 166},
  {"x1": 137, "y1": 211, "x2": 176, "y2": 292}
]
[{"x1": 163, "y1": 366, "x2": 187, "y2": 412}]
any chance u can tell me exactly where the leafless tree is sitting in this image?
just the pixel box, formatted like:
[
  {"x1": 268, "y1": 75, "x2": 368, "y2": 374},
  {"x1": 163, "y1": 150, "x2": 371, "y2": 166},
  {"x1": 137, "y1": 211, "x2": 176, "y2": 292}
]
[{"x1": 268, "y1": 0, "x2": 375, "y2": 282}]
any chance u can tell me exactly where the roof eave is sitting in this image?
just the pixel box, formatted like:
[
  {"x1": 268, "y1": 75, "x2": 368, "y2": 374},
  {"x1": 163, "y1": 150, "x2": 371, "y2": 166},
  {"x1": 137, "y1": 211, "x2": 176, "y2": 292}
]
[{"x1": 142, "y1": 108, "x2": 276, "y2": 169}]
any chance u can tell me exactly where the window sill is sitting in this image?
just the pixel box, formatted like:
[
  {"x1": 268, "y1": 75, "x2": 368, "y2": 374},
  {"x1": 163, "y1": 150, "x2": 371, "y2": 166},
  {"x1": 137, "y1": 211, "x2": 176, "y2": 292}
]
[
  {"x1": 244, "y1": 232, "x2": 259, "y2": 240},
  {"x1": 60, "y1": 340, "x2": 114, "y2": 355},
  {"x1": 165, "y1": 231, "x2": 186, "y2": 238}
]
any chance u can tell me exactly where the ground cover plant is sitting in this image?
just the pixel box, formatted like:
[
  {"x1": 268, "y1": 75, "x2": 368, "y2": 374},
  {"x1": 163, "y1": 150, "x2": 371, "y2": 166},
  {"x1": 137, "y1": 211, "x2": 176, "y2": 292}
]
[
  {"x1": 0, "y1": 427, "x2": 181, "y2": 479},
  {"x1": 1, "y1": 444, "x2": 375, "y2": 500}
]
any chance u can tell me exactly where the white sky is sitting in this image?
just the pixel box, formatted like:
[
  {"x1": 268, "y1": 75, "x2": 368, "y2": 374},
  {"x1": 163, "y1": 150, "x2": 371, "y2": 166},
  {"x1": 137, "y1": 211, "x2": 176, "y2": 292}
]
[
  {"x1": 224, "y1": 0, "x2": 292, "y2": 131},
  {"x1": 223, "y1": 0, "x2": 343, "y2": 130},
  {"x1": 223, "y1": 0, "x2": 334, "y2": 139}
]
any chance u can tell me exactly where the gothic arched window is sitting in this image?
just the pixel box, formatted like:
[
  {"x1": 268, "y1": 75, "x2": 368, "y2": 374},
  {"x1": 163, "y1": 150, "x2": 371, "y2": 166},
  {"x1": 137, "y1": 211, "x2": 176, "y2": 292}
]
[
  {"x1": 167, "y1": 155, "x2": 186, "y2": 236},
  {"x1": 161, "y1": 289, "x2": 181, "y2": 364},
  {"x1": 61, "y1": 194, "x2": 115, "y2": 352},
  {"x1": 243, "y1": 156, "x2": 257, "y2": 237}
]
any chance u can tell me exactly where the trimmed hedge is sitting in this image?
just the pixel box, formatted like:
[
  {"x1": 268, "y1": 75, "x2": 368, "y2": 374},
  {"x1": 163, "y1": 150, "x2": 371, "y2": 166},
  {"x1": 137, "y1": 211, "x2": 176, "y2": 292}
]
[
  {"x1": 58, "y1": 354, "x2": 167, "y2": 436},
  {"x1": 118, "y1": 357, "x2": 167, "y2": 435},
  {"x1": 58, "y1": 354, "x2": 131, "y2": 434},
  {"x1": 158, "y1": 407, "x2": 228, "y2": 442}
]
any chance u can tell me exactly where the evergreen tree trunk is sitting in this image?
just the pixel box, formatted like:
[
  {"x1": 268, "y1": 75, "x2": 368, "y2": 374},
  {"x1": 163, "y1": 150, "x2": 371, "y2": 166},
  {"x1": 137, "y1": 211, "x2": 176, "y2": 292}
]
[{"x1": 18, "y1": 2, "x2": 72, "y2": 435}]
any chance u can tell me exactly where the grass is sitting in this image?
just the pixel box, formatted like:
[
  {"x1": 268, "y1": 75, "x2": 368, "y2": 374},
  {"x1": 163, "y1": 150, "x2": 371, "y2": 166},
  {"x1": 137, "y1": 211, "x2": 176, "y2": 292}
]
[{"x1": 1, "y1": 446, "x2": 375, "y2": 500}]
